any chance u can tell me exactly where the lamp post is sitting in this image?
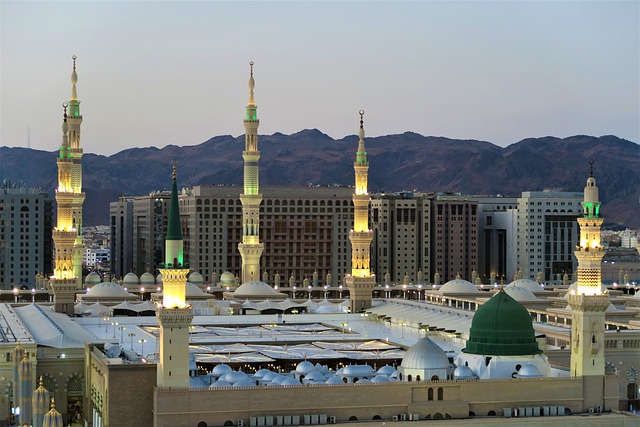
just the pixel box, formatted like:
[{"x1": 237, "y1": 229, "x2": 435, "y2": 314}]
[
  {"x1": 128, "y1": 332, "x2": 136, "y2": 350},
  {"x1": 339, "y1": 285, "x2": 343, "y2": 299},
  {"x1": 111, "y1": 322, "x2": 119, "y2": 338},
  {"x1": 400, "y1": 322, "x2": 406, "y2": 339},
  {"x1": 103, "y1": 316, "x2": 110, "y2": 332},
  {"x1": 119, "y1": 325, "x2": 127, "y2": 343},
  {"x1": 139, "y1": 338, "x2": 147, "y2": 357}
]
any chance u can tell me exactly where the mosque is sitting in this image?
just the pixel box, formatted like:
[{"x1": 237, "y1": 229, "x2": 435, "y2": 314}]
[{"x1": 0, "y1": 58, "x2": 638, "y2": 427}]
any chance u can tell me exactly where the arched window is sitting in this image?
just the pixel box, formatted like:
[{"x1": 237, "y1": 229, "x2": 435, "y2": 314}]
[
  {"x1": 437, "y1": 387, "x2": 443, "y2": 400},
  {"x1": 431, "y1": 375, "x2": 439, "y2": 381},
  {"x1": 407, "y1": 374, "x2": 412, "y2": 382},
  {"x1": 428, "y1": 388, "x2": 434, "y2": 401}
]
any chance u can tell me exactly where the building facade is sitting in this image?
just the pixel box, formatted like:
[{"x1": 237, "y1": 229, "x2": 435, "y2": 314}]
[
  {"x1": 0, "y1": 185, "x2": 53, "y2": 289},
  {"x1": 109, "y1": 197, "x2": 134, "y2": 279},
  {"x1": 517, "y1": 190, "x2": 582, "y2": 283}
]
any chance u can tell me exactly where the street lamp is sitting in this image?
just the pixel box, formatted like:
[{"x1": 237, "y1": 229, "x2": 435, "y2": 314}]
[
  {"x1": 119, "y1": 325, "x2": 127, "y2": 342},
  {"x1": 103, "y1": 316, "x2": 110, "y2": 332},
  {"x1": 128, "y1": 332, "x2": 136, "y2": 350},
  {"x1": 111, "y1": 322, "x2": 119, "y2": 338},
  {"x1": 400, "y1": 322, "x2": 406, "y2": 338},
  {"x1": 139, "y1": 338, "x2": 147, "y2": 357},
  {"x1": 339, "y1": 285, "x2": 343, "y2": 299}
]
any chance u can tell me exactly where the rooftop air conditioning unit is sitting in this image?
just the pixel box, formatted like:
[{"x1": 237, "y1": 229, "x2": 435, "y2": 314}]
[
  {"x1": 328, "y1": 416, "x2": 336, "y2": 424},
  {"x1": 400, "y1": 414, "x2": 407, "y2": 421},
  {"x1": 239, "y1": 421, "x2": 245, "y2": 427},
  {"x1": 392, "y1": 416, "x2": 398, "y2": 422}
]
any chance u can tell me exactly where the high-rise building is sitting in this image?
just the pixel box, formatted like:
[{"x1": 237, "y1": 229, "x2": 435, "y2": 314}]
[
  {"x1": 238, "y1": 62, "x2": 264, "y2": 284},
  {"x1": 517, "y1": 190, "x2": 582, "y2": 283},
  {"x1": 109, "y1": 197, "x2": 134, "y2": 279},
  {"x1": 431, "y1": 195, "x2": 479, "y2": 283},
  {"x1": 51, "y1": 56, "x2": 86, "y2": 313},
  {"x1": 0, "y1": 184, "x2": 53, "y2": 289},
  {"x1": 569, "y1": 161, "x2": 609, "y2": 377},
  {"x1": 470, "y1": 196, "x2": 518, "y2": 283},
  {"x1": 345, "y1": 111, "x2": 376, "y2": 312},
  {"x1": 370, "y1": 192, "x2": 432, "y2": 284}
]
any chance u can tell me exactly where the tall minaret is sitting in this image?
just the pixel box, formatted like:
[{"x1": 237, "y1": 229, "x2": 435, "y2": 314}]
[
  {"x1": 51, "y1": 102, "x2": 78, "y2": 314},
  {"x1": 238, "y1": 61, "x2": 264, "y2": 284},
  {"x1": 157, "y1": 164, "x2": 193, "y2": 390},
  {"x1": 345, "y1": 111, "x2": 376, "y2": 312},
  {"x1": 568, "y1": 160, "x2": 609, "y2": 377},
  {"x1": 68, "y1": 55, "x2": 85, "y2": 288}
]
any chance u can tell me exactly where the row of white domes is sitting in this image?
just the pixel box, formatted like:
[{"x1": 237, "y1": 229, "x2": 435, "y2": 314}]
[{"x1": 85, "y1": 271, "x2": 237, "y2": 287}]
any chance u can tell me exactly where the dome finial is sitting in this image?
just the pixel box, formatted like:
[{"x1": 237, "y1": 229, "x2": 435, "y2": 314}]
[
  {"x1": 359, "y1": 110, "x2": 364, "y2": 129},
  {"x1": 62, "y1": 102, "x2": 68, "y2": 121},
  {"x1": 250, "y1": 61, "x2": 254, "y2": 77},
  {"x1": 72, "y1": 55, "x2": 77, "y2": 71},
  {"x1": 171, "y1": 161, "x2": 178, "y2": 180},
  {"x1": 70, "y1": 55, "x2": 78, "y2": 100},
  {"x1": 589, "y1": 159, "x2": 594, "y2": 177},
  {"x1": 248, "y1": 61, "x2": 256, "y2": 104}
]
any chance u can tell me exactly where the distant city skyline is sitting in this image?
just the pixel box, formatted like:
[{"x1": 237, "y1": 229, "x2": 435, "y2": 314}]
[{"x1": 1, "y1": 1, "x2": 638, "y2": 156}]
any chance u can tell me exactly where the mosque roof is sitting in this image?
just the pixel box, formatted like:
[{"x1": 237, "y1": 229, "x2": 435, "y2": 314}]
[
  {"x1": 85, "y1": 272, "x2": 101, "y2": 286},
  {"x1": 140, "y1": 272, "x2": 155, "y2": 285},
  {"x1": 188, "y1": 272, "x2": 204, "y2": 284},
  {"x1": 219, "y1": 271, "x2": 236, "y2": 285},
  {"x1": 123, "y1": 272, "x2": 139, "y2": 285},
  {"x1": 463, "y1": 290, "x2": 541, "y2": 356},
  {"x1": 504, "y1": 285, "x2": 539, "y2": 302},
  {"x1": 85, "y1": 282, "x2": 135, "y2": 298},
  {"x1": 507, "y1": 279, "x2": 545, "y2": 293},
  {"x1": 400, "y1": 337, "x2": 450, "y2": 370}
]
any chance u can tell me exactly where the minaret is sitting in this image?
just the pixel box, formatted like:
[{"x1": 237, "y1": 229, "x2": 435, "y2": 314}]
[
  {"x1": 51, "y1": 101, "x2": 78, "y2": 314},
  {"x1": 568, "y1": 160, "x2": 609, "y2": 377},
  {"x1": 238, "y1": 61, "x2": 264, "y2": 284},
  {"x1": 345, "y1": 111, "x2": 376, "y2": 312},
  {"x1": 156, "y1": 164, "x2": 193, "y2": 389}
]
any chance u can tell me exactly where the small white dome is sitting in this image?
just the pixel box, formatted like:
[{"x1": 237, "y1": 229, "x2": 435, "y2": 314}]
[
  {"x1": 234, "y1": 281, "x2": 283, "y2": 298},
  {"x1": 262, "y1": 371, "x2": 278, "y2": 382},
  {"x1": 401, "y1": 338, "x2": 450, "y2": 370},
  {"x1": 156, "y1": 273, "x2": 163, "y2": 284},
  {"x1": 295, "y1": 360, "x2": 316, "y2": 375},
  {"x1": 325, "y1": 376, "x2": 344, "y2": 384},
  {"x1": 504, "y1": 285, "x2": 538, "y2": 302},
  {"x1": 516, "y1": 364, "x2": 542, "y2": 378},
  {"x1": 140, "y1": 272, "x2": 155, "y2": 285},
  {"x1": 223, "y1": 371, "x2": 248, "y2": 384},
  {"x1": 233, "y1": 378, "x2": 257, "y2": 387},
  {"x1": 211, "y1": 364, "x2": 233, "y2": 376},
  {"x1": 507, "y1": 279, "x2": 545, "y2": 293},
  {"x1": 342, "y1": 365, "x2": 374, "y2": 377},
  {"x1": 302, "y1": 371, "x2": 325, "y2": 383},
  {"x1": 210, "y1": 380, "x2": 232, "y2": 388},
  {"x1": 254, "y1": 369, "x2": 272, "y2": 379},
  {"x1": 439, "y1": 279, "x2": 479, "y2": 294},
  {"x1": 453, "y1": 365, "x2": 476, "y2": 379},
  {"x1": 370, "y1": 375, "x2": 390, "y2": 383},
  {"x1": 85, "y1": 272, "x2": 101, "y2": 286},
  {"x1": 123, "y1": 272, "x2": 139, "y2": 286},
  {"x1": 85, "y1": 282, "x2": 132, "y2": 298},
  {"x1": 377, "y1": 365, "x2": 397, "y2": 376},
  {"x1": 280, "y1": 377, "x2": 301, "y2": 386},
  {"x1": 188, "y1": 272, "x2": 204, "y2": 284},
  {"x1": 220, "y1": 271, "x2": 235, "y2": 285},
  {"x1": 186, "y1": 282, "x2": 207, "y2": 297}
]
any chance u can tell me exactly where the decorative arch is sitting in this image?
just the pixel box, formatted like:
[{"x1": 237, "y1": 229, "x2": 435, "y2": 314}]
[{"x1": 42, "y1": 373, "x2": 59, "y2": 394}]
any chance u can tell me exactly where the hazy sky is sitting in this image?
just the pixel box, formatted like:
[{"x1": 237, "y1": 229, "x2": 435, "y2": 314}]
[{"x1": 1, "y1": 1, "x2": 638, "y2": 156}]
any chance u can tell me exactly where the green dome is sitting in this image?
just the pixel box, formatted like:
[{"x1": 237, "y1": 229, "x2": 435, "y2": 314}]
[{"x1": 463, "y1": 290, "x2": 541, "y2": 356}]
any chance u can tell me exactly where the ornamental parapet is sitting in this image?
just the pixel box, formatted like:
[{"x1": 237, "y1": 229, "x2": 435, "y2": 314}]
[
  {"x1": 346, "y1": 276, "x2": 376, "y2": 288},
  {"x1": 159, "y1": 269, "x2": 189, "y2": 283},
  {"x1": 157, "y1": 306, "x2": 193, "y2": 326},
  {"x1": 53, "y1": 230, "x2": 77, "y2": 240},
  {"x1": 350, "y1": 231, "x2": 373, "y2": 240},
  {"x1": 575, "y1": 246, "x2": 605, "y2": 253},
  {"x1": 240, "y1": 194, "x2": 263, "y2": 202},
  {"x1": 567, "y1": 293, "x2": 609, "y2": 312}
]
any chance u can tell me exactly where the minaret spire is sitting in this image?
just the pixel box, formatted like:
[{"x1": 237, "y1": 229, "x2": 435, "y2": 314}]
[
  {"x1": 238, "y1": 61, "x2": 264, "y2": 284},
  {"x1": 345, "y1": 110, "x2": 375, "y2": 312}
]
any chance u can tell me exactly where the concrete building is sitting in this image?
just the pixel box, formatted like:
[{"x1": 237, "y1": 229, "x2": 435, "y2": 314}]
[
  {"x1": 431, "y1": 195, "x2": 479, "y2": 283},
  {"x1": 370, "y1": 192, "x2": 432, "y2": 285},
  {"x1": 109, "y1": 197, "x2": 134, "y2": 279},
  {"x1": 0, "y1": 184, "x2": 53, "y2": 289},
  {"x1": 470, "y1": 196, "x2": 518, "y2": 283},
  {"x1": 517, "y1": 190, "x2": 582, "y2": 283}
]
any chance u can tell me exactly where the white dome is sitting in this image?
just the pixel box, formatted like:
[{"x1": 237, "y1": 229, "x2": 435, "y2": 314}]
[
  {"x1": 507, "y1": 279, "x2": 545, "y2": 293},
  {"x1": 342, "y1": 365, "x2": 374, "y2": 377},
  {"x1": 370, "y1": 375, "x2": 390, "y2": 383},
  {"x1": 439, "y1": 279, "x2": 479, "y2": 294},
  {"x1": 325, "y1": 376, "x2": 344, "y2": 384},
  {"x1": 234, "y1": 281, "x2": 283, "y2": 298},
  {"x1": 156, "y1": 273, "x2": 163, "y2": 284},
  {"x1": 295, "y1": 360, "x2": 316, "y2": 375},
  {"x1": 123, "y1": 272, "x2": 139, "y2": 286},
  {"x1": 85, "y1": 272, "x2": 101, "y2": 286},
  {"x1": 280, "y1": 377, "x2": 301, "y2": 386},
  {"x1": 140, "y1": 272, "x2": 155, "y2": 285},
  {"x1": 516, "y1": 364, "x2": 542, "y2": 378},
  {"x1": 233, "y1": 379, "x2": 257, "y2": 387},
  {"x1": 186, "y1": 282, "x2": 207, "y2": 297},
  {"x1": 85, "y1": 282, "x2": 133, "y2": 297},
  {"x1": 211, "y1": 364, "x2": 233, "y2": 376},
  {"x1": 262, "y1": 372, "x2": 278, "y2": 382},
  {"x1": 254, "y1": 368, "x2": 272, "y2": 379},
  {"x1": 188, "y1": 272, "x2": 204, "y2": 284},
  {"x1": 220, "y1": 271, "x2": 235, "y2": 285},
  {"x1": 453, "y1": 365, "x2": 476, "y2": 379},
  {"x1": 401, "y1": 338, "x2": 450, "y2": 370},
  {"x1": 302, "y1": 371, "x2": 326, "y2": 383},
  {"x1": 223, "y1": 371, "x2": 248, "y2": 384},
  {"x1": 376, "y1": 365, "x2": 397, "y2": 376},
  {"x1": 504, "y1": 285, "x2": 538, "y2": 302},
  {"x1": 210, "y1": 380, "x2": 232, "y2": 388}
]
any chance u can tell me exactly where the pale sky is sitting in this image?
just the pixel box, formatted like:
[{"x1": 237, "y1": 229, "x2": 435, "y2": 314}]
[{"x1": 1, "y1": 1, "x2": 638, "y2": 156}]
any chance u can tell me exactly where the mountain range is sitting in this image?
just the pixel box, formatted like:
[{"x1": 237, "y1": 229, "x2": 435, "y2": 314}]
[{"x1": 1, "y1": 131, "x2": 638, "y2": 228}]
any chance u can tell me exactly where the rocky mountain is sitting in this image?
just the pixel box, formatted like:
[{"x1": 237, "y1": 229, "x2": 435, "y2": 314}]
[{"x1": 1, "y1": 132, "x2": 638, "y2": 228}]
